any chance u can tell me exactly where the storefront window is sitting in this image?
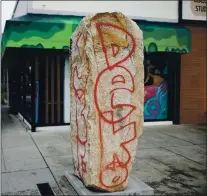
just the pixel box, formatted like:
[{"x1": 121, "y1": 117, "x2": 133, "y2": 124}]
[
  {"x1": 144, "y1": 53, "x2": 168, "y2": 120},
  {"x1": 25, "y1": 64, "x2": 32, "y2": 122},
  {"x1": 37, "y1": 54, "x2": 65, "y2": 125},
  {"x1": 19, "y1": 61, "x2": 32, "y2": 123},
  {"x1": 20, "y1": 73, "x2": 24, "y2": 110}
]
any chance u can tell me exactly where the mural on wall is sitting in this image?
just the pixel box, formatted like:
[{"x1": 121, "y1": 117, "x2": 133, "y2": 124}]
[
  {"x1": 1, "y1": 14, "x2": 191, "y2": 57},
  {"x1": 1, "y1": 15, "x2": 82, "y2": 57},
  {"x1": 144, "y1": 54, "x2": 168, "y2": 120},
  {"x1": 70, "y1": 12, "x2": 144, "y2": 192},
  {"x1": 139, "y1": 24, "x2": 191, "y2": 53}
]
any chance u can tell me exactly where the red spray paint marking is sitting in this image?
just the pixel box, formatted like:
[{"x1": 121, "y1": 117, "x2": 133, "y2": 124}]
[
  {"x1": 111, "y1": 44, "x2": 120, "y2": 57},
  {"x1": 72, "y1": 33, "x2": 90, "y2": 179},
  {"x1": 96, "y1": 22, "x2": 136, "y2": 70},
  {"x1": 112, "y1": 75, "x2": 126, "y2": 85},
  {"x1": 94, "y1": 22, "x2": 137, "y2": 189},
  {"x1": 95, "y1": 65, "x2": 135, "y2": 125}
]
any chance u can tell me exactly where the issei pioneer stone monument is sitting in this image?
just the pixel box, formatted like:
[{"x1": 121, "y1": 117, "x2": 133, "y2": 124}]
[{"x1": 69, "y1": 12, "x2": 147, "y2": 193}]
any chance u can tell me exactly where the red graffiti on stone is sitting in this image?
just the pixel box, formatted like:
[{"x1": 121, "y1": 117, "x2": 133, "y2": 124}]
[
  {"x1": 94, "y1": 23, "x2": 137, "y2": 188},
  {"x1": 72, "y1": 33, "x2": 90, "y2": 179}
]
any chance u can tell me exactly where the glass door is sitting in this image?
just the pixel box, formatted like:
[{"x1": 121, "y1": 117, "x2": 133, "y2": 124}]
[{"x1": 144, "y1": 53, "x2": 169, "y2": 121}]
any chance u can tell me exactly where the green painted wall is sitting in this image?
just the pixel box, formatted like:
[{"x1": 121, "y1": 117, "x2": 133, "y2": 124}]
[
  {"x1": 1, "y1": 14, "x2": 191, "y2": 57},
  {"x1": 139, "y1": 24, "x2": 191, "y2": 53}
]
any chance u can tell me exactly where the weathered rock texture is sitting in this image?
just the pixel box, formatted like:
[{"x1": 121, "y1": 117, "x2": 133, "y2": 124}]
[{"x1": 70, "y1": 12, "x2": 144, "y2": 192}]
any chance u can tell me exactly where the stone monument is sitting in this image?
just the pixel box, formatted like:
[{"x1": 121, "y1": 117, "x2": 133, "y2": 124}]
[{"x1": 68, "y1": 12, "x2": 148, "y2": 193}]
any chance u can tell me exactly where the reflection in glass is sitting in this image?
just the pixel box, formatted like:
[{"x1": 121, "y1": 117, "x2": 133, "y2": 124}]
[{"x1": 19, "y1": 61, "x2": 32, "y2": 123}]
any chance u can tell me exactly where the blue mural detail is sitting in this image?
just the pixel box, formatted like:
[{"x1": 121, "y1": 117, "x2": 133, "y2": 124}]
[{"x1": 144, "y1": 81, "x2": 168, "y2": 120}]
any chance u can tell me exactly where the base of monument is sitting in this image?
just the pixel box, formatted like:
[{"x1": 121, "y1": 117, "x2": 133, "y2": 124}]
[{"x1": 65, "y1": 171, "x2": 154, "y2": 195}]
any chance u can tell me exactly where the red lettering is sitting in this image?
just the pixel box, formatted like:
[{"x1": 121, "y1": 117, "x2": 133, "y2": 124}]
[{"x1": 94, "y1": 22, "x2": 137, "y2": 189}]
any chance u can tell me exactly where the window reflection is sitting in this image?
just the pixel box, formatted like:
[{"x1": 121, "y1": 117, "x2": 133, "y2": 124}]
[
  {"x1": 20, "y1": 60, "x2": 32, "y2": 123},
  {"x1": 25, "y1": 62, "x2": 32, "y2": 122}
]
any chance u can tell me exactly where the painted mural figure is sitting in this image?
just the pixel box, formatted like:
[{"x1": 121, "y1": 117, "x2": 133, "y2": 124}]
[
  {"x1": 144, "y1": 56, "x2": 168, "y2": 120},
  {"x1": 70, "y1": 12, "x2": 144, "y2": 192}
]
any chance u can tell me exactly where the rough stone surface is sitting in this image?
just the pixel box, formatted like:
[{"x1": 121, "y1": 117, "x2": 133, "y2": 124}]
[
  {"x1": 65, "y1": 171, "x2": 154, "y2": 195},
  {"x1": 70, "y1": 12, "x2": 144, "y2": 192}
]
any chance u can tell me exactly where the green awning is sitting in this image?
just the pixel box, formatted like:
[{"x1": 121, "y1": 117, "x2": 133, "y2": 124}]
[{"x1": 1, "y1": 14, "x2": 191, "y2": 58}]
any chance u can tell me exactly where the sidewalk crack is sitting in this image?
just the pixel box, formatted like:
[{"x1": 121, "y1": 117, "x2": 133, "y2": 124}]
[{"x1": 2, "y1": 149, "x2": 7, "y2": 171}]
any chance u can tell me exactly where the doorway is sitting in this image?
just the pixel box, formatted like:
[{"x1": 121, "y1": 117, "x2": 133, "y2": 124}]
[{"x1": 144, "y1": 52, "x2": 180, "y2": 123}]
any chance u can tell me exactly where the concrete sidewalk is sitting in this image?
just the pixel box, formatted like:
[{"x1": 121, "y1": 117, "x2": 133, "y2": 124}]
[{"x1": 1, "y1": 106, "x2": 207, "y2": 195}]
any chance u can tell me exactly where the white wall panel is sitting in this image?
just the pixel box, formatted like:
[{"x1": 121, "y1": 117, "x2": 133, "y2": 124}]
[
  {"x1": 182, "y1": 0, "x2": 206, "y2": 21},
  {"x1": 31, "y1": 1, "x2": 178, "y2": 22},
  {"x1": 12, "y1": 0, "x2": 28, "y2": 18}
]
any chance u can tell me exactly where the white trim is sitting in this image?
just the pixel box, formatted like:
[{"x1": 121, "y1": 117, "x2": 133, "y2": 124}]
[
  {"x1": 31, "y1": 121, "x2": 173, "y2": 132},
  {"x1": 27, "y1": 1, "x2": 33, "y2": 14},
  {"x1": 18, "y1": 113, "x2": 31, "y2": 130},
  {"x1": 36, "y1": 125, "x2": 70, "y2": 132},
  {"x1": 11, "y1": 0, "x2": 19, "y2": 18},
  {"x1": 144, "y1": 121, "x2": 173, "y2": 126},
  {"x1": 28, "y1": 9, "x2": 178, "y2": 23}
]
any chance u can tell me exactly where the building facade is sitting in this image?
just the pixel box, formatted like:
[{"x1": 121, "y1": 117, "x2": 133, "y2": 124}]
[
  {"x1": 1, "y1": 0, "x2": 206, "y2": 131},
  {"x1": 179, "y1": 0, "x2": 206, "y2": 124}
]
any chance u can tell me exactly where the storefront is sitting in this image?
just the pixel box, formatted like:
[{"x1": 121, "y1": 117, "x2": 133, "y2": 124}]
[{"x1": 1, "y1": 14, "x2": 191, "y2": 131}]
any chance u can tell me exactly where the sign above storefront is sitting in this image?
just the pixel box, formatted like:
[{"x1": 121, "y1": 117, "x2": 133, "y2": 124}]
[
  {"x1": 191, "y1": 0, "x2": 206, "y2": 16},
  {"x1": 182, "y1": 0, "x2": 206, "y2": 22}
]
